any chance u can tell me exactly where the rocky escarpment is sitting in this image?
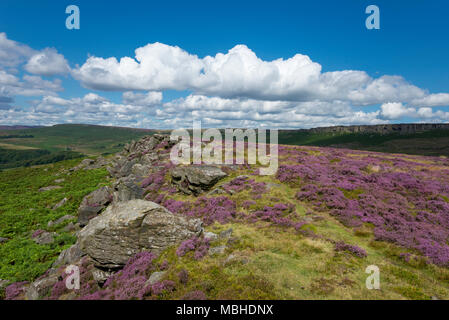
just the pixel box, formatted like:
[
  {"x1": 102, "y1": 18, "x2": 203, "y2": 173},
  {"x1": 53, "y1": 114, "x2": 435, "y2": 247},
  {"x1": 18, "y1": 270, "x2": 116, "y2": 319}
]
[
  {"x1": 14, "y1": 133, "x2": 231, "y2": 300},
  {"x1": 306, "y1": 123, "x2": 449, "y2": 135}
]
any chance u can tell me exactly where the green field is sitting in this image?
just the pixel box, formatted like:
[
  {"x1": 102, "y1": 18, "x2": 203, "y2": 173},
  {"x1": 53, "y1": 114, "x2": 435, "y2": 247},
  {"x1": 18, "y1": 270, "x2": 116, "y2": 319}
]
[
  {"x1": 0, "y1": 124, "x2": 162, "y2": 169},
  {"x1": 0, "y1": 158, "x2": 109, "y2": 281},
  {"x1": 0, "y1": 124, "x2": 158, "y2": 156}
]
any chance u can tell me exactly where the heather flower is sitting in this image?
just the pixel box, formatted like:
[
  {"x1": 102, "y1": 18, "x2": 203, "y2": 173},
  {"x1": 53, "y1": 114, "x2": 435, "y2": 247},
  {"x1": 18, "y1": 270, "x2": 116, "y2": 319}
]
[
  {"x1": 151, "y1": 280, "x2": 175, "y2": 296},
  {"x1": 31, "y1": 229, "x2": 45, "y2": 238},
  {"x1": 159, "y1": 260, "x2": 169, "y2": 271},
  {"x1": 78, "y1": 251, "x2": 157, "y2": 300},
  {"x1": 182, "y1": 290, "x2": 207, "y2": 300},
  {"x1": 176, "y1": 237, "x2": 210, "y2": 260},
  {"x1": 5, "y1": 281, "x2": 28, "y2": 300},
  {"x1": 242, "y1": 200, "x2": 256, "y2": 209},
  {"x1": 248, "y1": 203, "x2": 304, "y2": 230},
  {"x1": 178, "y1": 269, "x2": 189, "y2": 284},
  {"x1": 335, "y1": 241, "x2": 367, "y2": 258}
]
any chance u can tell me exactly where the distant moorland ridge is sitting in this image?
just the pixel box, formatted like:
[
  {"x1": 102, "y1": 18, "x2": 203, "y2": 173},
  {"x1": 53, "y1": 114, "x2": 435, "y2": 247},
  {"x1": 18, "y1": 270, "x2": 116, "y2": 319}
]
[
  {"x1": 305, "y1": 123, "x2": 449, "y2": 135},
  {"x1": 0, "y1": 125, "x2": 42, "y2": 130}
]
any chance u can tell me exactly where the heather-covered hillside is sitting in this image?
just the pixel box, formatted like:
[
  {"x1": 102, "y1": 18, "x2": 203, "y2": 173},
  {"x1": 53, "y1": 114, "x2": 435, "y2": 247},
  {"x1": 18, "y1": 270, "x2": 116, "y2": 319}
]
[{"x1": 1, "y1": 135, "x2": 449, "y2": 300}]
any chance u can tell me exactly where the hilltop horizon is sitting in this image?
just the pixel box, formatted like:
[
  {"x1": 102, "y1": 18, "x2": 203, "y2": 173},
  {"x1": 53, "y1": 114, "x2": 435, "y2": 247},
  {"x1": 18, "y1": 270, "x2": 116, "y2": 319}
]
[{"x1": 2, "y1": 122, "x2": 449, "y2": 131}]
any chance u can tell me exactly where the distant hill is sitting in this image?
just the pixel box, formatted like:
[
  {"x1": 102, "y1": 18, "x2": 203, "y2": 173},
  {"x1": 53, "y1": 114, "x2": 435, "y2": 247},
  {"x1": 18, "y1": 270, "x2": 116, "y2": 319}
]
[
  {"x1": 0, "y1": 124, "x2": 161, "y2": 156},
  {"x1": 0, "y1": 125, "x2": 42, "y2": 130},
  {"x1": 278, "y1": 124, "x2": 449, "y2": 157},
  {"x1": 0, "y1": 124, "x2": 164, "y2": 169}
]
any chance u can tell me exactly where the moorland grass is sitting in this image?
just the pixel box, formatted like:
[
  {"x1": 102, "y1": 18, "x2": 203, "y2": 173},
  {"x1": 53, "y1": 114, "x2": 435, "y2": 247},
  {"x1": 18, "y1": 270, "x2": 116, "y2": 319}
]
[{"x1": 0, "y1": 158, "x2": 109, "y2": 282}]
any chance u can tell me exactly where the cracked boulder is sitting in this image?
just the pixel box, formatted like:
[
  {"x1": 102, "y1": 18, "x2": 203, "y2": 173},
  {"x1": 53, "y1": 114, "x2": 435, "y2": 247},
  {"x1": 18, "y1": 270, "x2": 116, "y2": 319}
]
[
  {"x1": 78, "y1": 200, "x2": 202, "y2": 269},
  {"x1": 171, "y1": 165, "x2": 227, "y2": 195}
]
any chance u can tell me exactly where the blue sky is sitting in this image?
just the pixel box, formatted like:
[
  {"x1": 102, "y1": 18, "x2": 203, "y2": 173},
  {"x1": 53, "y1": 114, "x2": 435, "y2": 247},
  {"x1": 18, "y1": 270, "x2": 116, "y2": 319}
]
[{"x1": 0, "y1": 0, "x2": 448, "y2": 128}]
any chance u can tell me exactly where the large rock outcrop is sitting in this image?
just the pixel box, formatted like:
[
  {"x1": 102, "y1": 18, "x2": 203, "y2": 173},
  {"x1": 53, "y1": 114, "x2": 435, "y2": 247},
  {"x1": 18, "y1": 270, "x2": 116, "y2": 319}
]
[
  {"x1": 78, "y1": 200, "x2": 202, "y2": 268},
  {"x1": 171, "y1": 165, "x2": 227, "y2": 195},
  {"x1": 77, "y1": 186, "x2": 112, "y2": 226},
  {"x1": 107, "y1": 134, "x2": 175, "y2": 179}
]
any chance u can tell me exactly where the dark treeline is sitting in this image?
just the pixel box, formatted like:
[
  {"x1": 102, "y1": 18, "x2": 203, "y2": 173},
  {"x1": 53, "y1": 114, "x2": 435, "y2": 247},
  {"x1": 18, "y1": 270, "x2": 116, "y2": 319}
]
[
  {"x1": 0, "y1": 148, "x2": 84, "y2": 170},
  {"x1": 0, "y1": 135, "x2": 34, "y2": 139}
]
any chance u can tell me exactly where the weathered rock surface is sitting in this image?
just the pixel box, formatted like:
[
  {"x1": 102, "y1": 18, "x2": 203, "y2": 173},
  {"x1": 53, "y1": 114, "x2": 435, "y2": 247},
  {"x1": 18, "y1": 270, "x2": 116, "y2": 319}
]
[
  {"x1": 0, "y1": 279, "x2": 9, "y2": 292},
  {"x1": 204, "y1": 232, "x2": 218, "y2": 241},
  {"x1": 125, "y1": 134, "x2": 174, "y2": 155},
  {"x1": 81, "y1": 159, "x2": 95, "y2": 166},
  {"x1": 131, "y1": 163, "x2": 152, "y2": 177},
  {"x1": 52, "y1": 197, "x2": 68, "y2": 210},
  {"x1": 146, "y1": 271, "x2": 166, "y2": 286},
  {"x1": 53, "y1": 243, "x2": 84, "y2": 267},
  {"x1": 219, "y1": 228, "x2": 233, "y2": 239},
  {"x1": 92, "y1": 268, "x2": 114, "y2": 285},
  {"x1": 0, "y1": 237, "x2": 8, "y2": 243},
  {"x1": 118, "y1": 159, "x2": 137, "y2": 178},
  {"x1": 70, "y1": 157, "x2": 110, "y2": 172},
  {"x1": 171, "y1": 165, "x2": 227, "y2": 195},
  {"x1": 70, "y1": 159, "x2": 93, "y2": 172},
  {"x1": 48, "y1": 214, "x2": 73, "y2": 227},
  {"x1": 25, "y1": 273, "x2": 59, "y2": 300},
  {"x1": 207, "y1": 187, "x2": 227, "y2": 196},
  {"x1": 77, "y1": 186, "x2": 112, "y2": 226},
  {"x1": 209, "y1": 245, "x2": 227, "y2": 255},
  {"x1": 112, "y1": 175, "x2": 144, "y2": 202},
  {"x1": 38, "y1": 186, "x2": 62, "y2": 192},
  {"x1": 107, "y1": 134, "x2": 175, "y2": 179},
  {"x1": 33, "y1": 231, "x2": 56, "y2": 245},
  {"x1": 63, "y1": 222, "x2": 79, "y2": 232},
  {"x1": 78, "y1": 200, "x2": 202, "y2": 268}
]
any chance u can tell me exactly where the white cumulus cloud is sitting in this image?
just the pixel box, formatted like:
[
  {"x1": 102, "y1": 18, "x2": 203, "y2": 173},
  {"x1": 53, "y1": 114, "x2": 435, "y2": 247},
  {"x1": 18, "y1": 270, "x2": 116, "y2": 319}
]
[
  {"x1": 73, "y1": 42, "x2": 449, "y2": 107},
  {"x1": 380, "y1": 102, "x2": 416, "y2": 119},
  {"x1": 0, "y1": 32, "x2": 36, "y2": 68},
  {"x1": 25, "y1": 48, "x2": 70, "y2": 76}
]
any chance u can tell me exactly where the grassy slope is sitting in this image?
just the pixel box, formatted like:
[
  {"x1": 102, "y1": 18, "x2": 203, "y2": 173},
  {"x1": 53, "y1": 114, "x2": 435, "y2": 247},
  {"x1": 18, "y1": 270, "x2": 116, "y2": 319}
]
[
  {"x1": 0, "y1": 124, "x2": 157, "y2": 156},
  {"x1": 0, "y1": 158, "x2": 109, "y2": 281},
  {"x1": 154, "y1": 168, "x2": 449, "y2": 300},
  {"x1": 0, "y1": 143, "x2": 38, "y2": 150}
]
